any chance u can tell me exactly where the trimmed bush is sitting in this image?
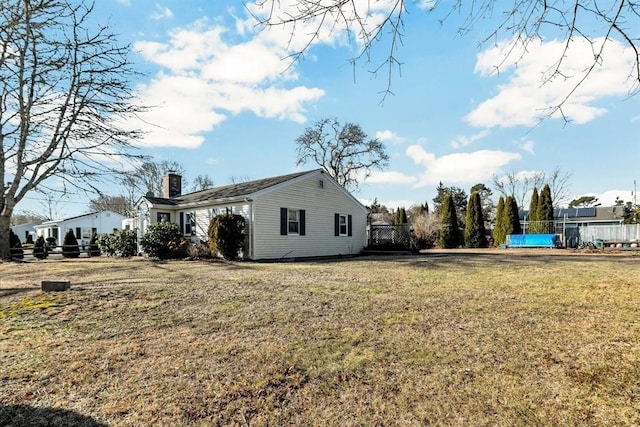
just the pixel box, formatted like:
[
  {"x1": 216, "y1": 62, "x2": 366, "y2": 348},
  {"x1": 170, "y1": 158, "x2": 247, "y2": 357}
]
[
  {"x1": 88, "y1": 232, "x2": 101, "y2": 257},
  {"x1": 140, "y1": 221, "x2": 186, "y2": 259},
  {"x1": 62, "y1": 229, "x2": 80, "y2": 258},
  {"x1": 9, "y1": 229, "x2": 24, "y2": 259},
  {"x1": 98, "y1": 229, "x2": 137, "y2": 257},
  {"x1": 33, "y1": 235, "x2": 48, "y2": 259},
  {"x1": 208, "y1": 214, "x2": 245, "y2": 260}
]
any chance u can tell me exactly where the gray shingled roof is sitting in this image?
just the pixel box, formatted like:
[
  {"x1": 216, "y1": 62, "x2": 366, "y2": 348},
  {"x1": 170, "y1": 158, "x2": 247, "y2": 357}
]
[{"x1": 145, "y1": 169, "x2": 318, "y2": 206}]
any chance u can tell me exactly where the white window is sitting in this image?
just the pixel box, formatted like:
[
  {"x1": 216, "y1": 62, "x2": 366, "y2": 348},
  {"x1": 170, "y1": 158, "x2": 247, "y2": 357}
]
[
  {"x1": 288, "y1": 209, "x2": 299, "y2": 234},
  {"x1": 339, "y1": 214, "x2": 348, "y2": 236}
]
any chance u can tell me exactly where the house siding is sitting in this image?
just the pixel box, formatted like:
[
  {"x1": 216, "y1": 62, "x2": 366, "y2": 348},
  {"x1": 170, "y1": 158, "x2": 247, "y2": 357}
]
[
  {"x1": 251, "y1": 174, "x2": 366, "y2": 259},
  {"x1": 35, "y1": 212, "x2": 126, "y2": 245}
]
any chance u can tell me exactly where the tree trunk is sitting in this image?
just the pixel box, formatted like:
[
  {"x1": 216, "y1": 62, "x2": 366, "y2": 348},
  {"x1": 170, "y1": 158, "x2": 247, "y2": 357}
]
[{"x1": 0, "y1": 213, "x2": 12, "y2": 260}]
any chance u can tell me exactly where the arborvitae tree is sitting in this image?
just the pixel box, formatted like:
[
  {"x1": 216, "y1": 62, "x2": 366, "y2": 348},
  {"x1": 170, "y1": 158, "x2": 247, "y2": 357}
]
[
  {"x1": 433, "y1": 182, "x2": 467, "y2": 229},
  {"x1": 493, "y1": 196, "x2": 506, "y2": 246},
  {"x1": 440, "y1": 193, "x2": 460, "y2": 249},
  {"x1": 399, "y1": 207, "x2": 408, "y2": 224},
  {"x1": 537, "y1": 184, "x2": 554, "y2": 233},
  {"x1": 62, "y1": 229, "x2": 80, "y2": 258},
  {"x1": 208, "y1": 214, "x2": 245, "y2": 260},
  {"x1": 33, "y1": 235, "x2": 48, "y2": 259},
  {"x1": 529, "y1": 187, "x2": 539, "y2": 233},
  {"x1": 504, "y1": 196, "x2": 522, "y2": 237},
  {"x1": 464, "y1": 192, "x2": 487, "y2": 248},
  {"x1": 9, "y1": 229, "x2": 24, "y2": 259},
  {"x1": 88, "y1": 232, "x2": 101, "y2": 257}
]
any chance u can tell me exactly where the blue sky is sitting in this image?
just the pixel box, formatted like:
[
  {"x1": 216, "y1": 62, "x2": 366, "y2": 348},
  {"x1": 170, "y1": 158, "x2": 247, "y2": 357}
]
[{"x1": 18, "y1": 0, "x2": 640, "y2": 217}]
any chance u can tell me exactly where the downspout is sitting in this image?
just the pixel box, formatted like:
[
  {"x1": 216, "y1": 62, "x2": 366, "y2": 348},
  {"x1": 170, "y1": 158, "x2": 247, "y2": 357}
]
[{"x1": 245, "y1": 198, "x2": 254, "y2": 260}]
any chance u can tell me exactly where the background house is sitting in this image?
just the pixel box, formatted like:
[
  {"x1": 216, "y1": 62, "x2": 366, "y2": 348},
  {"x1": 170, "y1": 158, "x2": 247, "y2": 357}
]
[
  {"x1": 34, "y1": 211, "x2": 127, "y2": 247},
  {"x1": 11, "y1": 221, "x2": 41, "y2": 243},
  {"x1": 519, "y1": 206, "x2": 638, "y2": 247},
  {"x1": 133, "y1": 169, "x2": 368, "y2": 260}
]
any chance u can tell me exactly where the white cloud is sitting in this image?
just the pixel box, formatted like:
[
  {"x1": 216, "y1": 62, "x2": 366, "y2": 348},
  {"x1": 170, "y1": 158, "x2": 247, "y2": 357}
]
[
  {"x1": 205, "y1": 157, "x2": 221, "y2": 165},
  {"x1": 130, "y1": 18, "x2": 325, "y2": 148},
  {"x1": 365, "y1": 171, "x2": 418, "y2": 185},
  {"x1": 406, "y1": 145, "x2": 521, "y2": 187},
  {"x1": 359, "y1": 198, "x2": 417, "y2": 211},
  {"x1": 151, "y1": 3, "x2": 173, "y2": 20},
  {"x1": 450, "y1": 129, "x2": 490, "y2": 149},
  {"x1": 571, "y1": 190, "x2": 632, "y2": 207},
  {"x1": 519, "y1": 139, "x2": 535, "y2": 155},
  {"x1": 632, "y1": 115, "x2": 640, "y2": 123},
  {"x1": 376, "y1": 130, "x2": 405, "y2": 144},
  {"x1": 467, "y1": 37, "x2": 638, "y2": 128}
]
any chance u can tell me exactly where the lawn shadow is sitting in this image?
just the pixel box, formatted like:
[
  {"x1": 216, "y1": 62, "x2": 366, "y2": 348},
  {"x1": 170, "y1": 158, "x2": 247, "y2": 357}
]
[
  {"x1": 0, "y1": 286, "x2": 40, "y2": 298},
  {"x1": 0, "y1": 404, "x2": 107, "y2": 426}
]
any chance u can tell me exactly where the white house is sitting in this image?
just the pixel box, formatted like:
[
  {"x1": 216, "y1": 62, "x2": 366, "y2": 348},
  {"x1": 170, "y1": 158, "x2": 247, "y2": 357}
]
[
  {"x1": 134, "y1": 169, "x2": 369, "y2": 260},
  {"x1": 34, "y1": 211, "x2": 127, "y2": 247},
  {"x1": 11, "y1": 221, "x2": 41, "y2": 243}
]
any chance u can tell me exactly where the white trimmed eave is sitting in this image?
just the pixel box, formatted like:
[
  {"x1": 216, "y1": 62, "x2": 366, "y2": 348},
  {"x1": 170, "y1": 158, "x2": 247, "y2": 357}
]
[{"x1": 172, "y1": 196, "x2": 253, "y2": 210}]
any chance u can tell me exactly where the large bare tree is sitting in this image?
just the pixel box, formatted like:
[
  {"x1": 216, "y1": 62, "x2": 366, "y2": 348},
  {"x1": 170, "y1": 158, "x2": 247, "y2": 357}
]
[
  {"x1": 0, "y1": 0, "x2": 144, "y2": 259},
  {"x1": 249, "y1": 1, "x2": 640, "y2": 105},
  {"x1": 492, "y1": 167, "x2": 572, "y2": 209},
  {"x1": 295, "y1": 117, "x2": 389, "y2": 190}
]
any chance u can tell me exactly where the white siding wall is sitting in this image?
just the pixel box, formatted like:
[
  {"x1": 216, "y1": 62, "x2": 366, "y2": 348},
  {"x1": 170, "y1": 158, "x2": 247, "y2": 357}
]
[
  {"x1": 35, "y1": 212, "x2": 126, "y2": 245},
  {"x1": 252, "y1": 174, "x2": 367, "y2": 259}
]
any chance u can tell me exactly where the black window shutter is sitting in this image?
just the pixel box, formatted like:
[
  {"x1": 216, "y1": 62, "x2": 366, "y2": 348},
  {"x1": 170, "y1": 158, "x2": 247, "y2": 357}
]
[
  {"x1": 334, "y1": 213, "x2": 340, "y2": 236},
  {"x1": 299, "y1": 210, "x2": 306, "y2": 235},
  {"x1": 179, "y1": 212, "x2": 184, "y2": 233},
  {"x1": 280, "y1": 208, "x2": 287, "y2": 235},
  {"x1": 348, "y1": 215, "x2": 353, "y2": 236}
]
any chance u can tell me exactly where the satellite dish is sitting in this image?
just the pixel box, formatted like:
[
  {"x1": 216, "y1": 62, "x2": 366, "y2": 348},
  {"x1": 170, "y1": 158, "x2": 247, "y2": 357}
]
[{"x1": 145, "y1": 191, "x2": 154, "y2": 197}]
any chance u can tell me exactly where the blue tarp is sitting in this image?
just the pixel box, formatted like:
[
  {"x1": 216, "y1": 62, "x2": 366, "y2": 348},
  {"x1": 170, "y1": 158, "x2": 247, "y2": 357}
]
[{"x1": 508, "y1": 234, "x2": 557, "y2": 248}]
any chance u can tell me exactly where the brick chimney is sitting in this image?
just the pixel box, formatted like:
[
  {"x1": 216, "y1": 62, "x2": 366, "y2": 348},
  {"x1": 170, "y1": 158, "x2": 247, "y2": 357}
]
[{"x1": 163, "y1": 173, "x2": 182, "y2": 198}]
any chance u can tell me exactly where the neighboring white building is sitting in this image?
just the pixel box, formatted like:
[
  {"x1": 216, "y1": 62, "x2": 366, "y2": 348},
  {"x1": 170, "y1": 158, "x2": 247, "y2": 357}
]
[
  {"x1": 11, "y1": 222, "x2": 41, "y2": 243},
  {"x1": 34, "y1": 211, "x2": 127, "y2": 247},
  {"x1": 133, "y1": 169, "x2": 369, "y2": 260}
]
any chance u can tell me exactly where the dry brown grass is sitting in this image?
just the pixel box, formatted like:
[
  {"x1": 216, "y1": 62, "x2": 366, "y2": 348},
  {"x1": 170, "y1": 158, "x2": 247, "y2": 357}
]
[{"x1": 1, "y1": 250, "x2": 640, "y2": 426}]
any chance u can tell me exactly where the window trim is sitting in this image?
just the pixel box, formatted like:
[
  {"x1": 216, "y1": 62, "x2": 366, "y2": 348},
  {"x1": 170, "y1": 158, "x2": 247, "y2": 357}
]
[
  {"x1": 288, "y1": 209, "x2": 300, "y2": 235},
  {"x1": 280, "y1": 208, "x2": 306, "y2": 236},
  {"x1": 334, "y1": 213, "x2": 353, "y2": 237}
]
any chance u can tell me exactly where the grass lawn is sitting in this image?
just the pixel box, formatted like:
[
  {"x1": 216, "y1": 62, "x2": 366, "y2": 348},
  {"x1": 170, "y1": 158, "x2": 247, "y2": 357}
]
[{"x1": 1, "y1": 250, "x2": 639, "y2": 426}]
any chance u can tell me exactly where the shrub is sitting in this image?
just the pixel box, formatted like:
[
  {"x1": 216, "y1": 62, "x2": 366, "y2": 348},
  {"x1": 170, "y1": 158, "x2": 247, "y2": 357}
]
[
  {"x1": 25, "y1": 234, "x2": 34, "y2": 245},
  {"x1": 33, "y1": 235, "x2": 48, "y2": 259},
  {"x1": 98, "y1": 229, "x2": 137, "y2": 257},
  {"x1": 186, "y1": 241, "x2": 214, "y2": 260},
  {"x1": 62, "y1": 229, "x2": 80, "y2": 258},
  {"x1": 87, "y1": 232, "x2": 101, "y2": 257},
  {"x1": 140, "y1": 221, "x2": 186, "y2": 259},
  {"x1": 208, "y1": 214, "x2": 245, "y2": 260},
  {"x1": 411, "y1": 213, "x2": 440, "y2": 249},
  {"x1": 9, "y1": 229, "x2": 24, "y2": 260}
]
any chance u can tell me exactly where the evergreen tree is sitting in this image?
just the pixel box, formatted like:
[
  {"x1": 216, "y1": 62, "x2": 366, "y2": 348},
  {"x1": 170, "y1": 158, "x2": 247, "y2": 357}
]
[
  {"x1": 528, "y1": 187, "x2": 539, "y2": 233},
  {"x1": 62, "y1": 229, "x2": 80, "y2": 258},
  {"x1": 440, "y1": 193, "x2": 460, "y2": 248},
  {"x1": 493, "y1": 196, "x2": 506, "y2": 246},
  {"x1": 399, "y1": 207, "x2": 408, "y2": 224},
  {"x1": 33, "y1": 235, "x2": 48, "y2": 259},
  {"x1": 537, "y1": 184, "x2": 554, "y2": 233},
  {"x1": 464, "y1": 192, "x2": 487, "y2": 248},
  {"x1": 88, "y1": 232, "x2": 101, "y2": 257},
  {"x1": 504, "y1": 196, "x2": 522, "y2": 237},
  {"x1": 9, "y1": 229, "x2": 24, "y2": 259},
  {"x1": 433, "y1": 182, "x2": 467, "y2": 228}
]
